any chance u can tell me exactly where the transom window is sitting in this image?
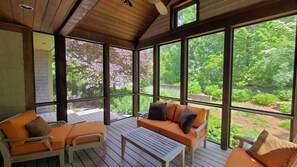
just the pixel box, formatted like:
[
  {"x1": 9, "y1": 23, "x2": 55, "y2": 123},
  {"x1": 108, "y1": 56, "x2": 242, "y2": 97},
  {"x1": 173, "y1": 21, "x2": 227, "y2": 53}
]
[{"x1": 172, "y1": 0, "x2": 199, "y2": 28}]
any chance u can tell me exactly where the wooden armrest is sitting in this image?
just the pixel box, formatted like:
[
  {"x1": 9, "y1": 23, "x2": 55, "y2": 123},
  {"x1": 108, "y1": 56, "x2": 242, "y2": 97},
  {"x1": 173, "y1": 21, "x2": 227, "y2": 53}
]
[
  {"x1": 3, "y1": 136, "x2": 54, "y2": 151},
  {"x1": 233, "y1": 135, "x2": 255, "y2": 148},
  {"x1": 47, "y1": 121, "x2": 67, "y2": 127},
  {"x1": 194, "y1": 120, "x2": 208, "y2": 136},
  {"x1": 72, "y1": 134, "x2": 104, "y2": 146},
  {"x1": 69, "y1": 121, "x2": 86, "y2": 125},
  {"x1": 137, "y1": 110, "x2": 149, "y2": 119},
  {"x1": 3, "y1": 136, "x2": 53, "y2": 142}
]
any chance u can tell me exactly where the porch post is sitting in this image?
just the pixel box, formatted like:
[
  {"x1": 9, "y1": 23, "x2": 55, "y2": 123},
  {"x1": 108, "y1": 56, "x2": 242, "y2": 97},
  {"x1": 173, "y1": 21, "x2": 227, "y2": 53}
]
[{"x1": 55, "y1": 35, "x2": 67, "y2": 122}]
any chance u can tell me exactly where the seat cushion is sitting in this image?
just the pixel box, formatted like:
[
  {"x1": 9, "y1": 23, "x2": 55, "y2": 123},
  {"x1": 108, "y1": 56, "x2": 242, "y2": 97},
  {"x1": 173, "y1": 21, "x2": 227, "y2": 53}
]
[
  {"x1": 11, "y1": 125, "x2": 73, "y2": 155},
  {"x1": 159, "y1": 122, "x2": 205, "y2": 147},
  {"x1": 156, "y1": 101, "x2": 177, "y2": 121},
  {"x1": 66, "y1": 122, "x2": 105, "y2": 146},
  {"x1": 224, "y1": 147, "x2": 264, "y2": 167},
  {"x1": 137, "y1": 119, "x2": 172, "y2": 133},
  {"x1": 0, "y1": 110, "x2": 37, "y2": 147},
  {"x1": 173, "y1": 105, "x2": 207, "y2": 128}
]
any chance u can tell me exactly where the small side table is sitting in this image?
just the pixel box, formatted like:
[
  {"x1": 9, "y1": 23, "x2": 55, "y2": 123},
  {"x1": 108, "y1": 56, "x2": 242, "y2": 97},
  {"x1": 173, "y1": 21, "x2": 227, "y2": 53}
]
[{"x1": 137, "y1": 110, "x2": 149, "y2": 119}]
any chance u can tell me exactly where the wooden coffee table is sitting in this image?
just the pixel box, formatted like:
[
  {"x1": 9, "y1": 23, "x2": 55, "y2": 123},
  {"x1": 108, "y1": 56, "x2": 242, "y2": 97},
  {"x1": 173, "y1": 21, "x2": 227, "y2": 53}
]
[{"x1": 121, "y1": 127, "x2": 186, "y2": 167}]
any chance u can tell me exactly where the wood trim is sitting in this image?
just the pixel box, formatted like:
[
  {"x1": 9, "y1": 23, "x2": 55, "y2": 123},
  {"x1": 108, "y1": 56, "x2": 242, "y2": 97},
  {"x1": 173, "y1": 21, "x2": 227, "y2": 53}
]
[
  {"x1": 55, "y1": 35, "x2": 67, "y2": 122},
  {"x1": 153, "y1": 45, "x2": 159, "y2": 102},
  {"x1": 0, "y1": 22, "x2": 31, "y2": 33},
  {"x1": 133, "y1": 50, "x2": 139, "y2": 116},
  {"x1": 221, "y1": 26, "x2": 232, "y2": 150},
  {"x1": 59, "y1": 0, "x2": 99, "y2": 36},
  {"x1": 138, "y1": 0, "x2": 297, "y2": 48},
  {"x1": 180, "y1": 36, "x2": 187, "y2": 105},
  {"x1": 67, "y1": 97, "x2": 104, "y2": 103},
  {"x1": 69, "y1": 28, "x2": 135, "y2": 49},
  {"x1": 103, "y1": 43, "x2": 110, "y2": 125},
  {"x1": 292, "y1": 18, "x2": 297, "y2": 141},
  {"x1": 22, "y1": 29, "x2": 35, "y2": 110}
]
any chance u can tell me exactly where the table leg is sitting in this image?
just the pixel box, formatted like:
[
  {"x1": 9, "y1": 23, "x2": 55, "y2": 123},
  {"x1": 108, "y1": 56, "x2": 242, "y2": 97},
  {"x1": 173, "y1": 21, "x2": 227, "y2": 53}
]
[
  {"x1": 121, "y1": 136, "x2": 126, "y2": 159},
  {"x1": 179, "y1": 148, "x2": 185, "y2": 167},
  {"x1": 162, "y1": 161, "x2": 169, "y2": 167}
]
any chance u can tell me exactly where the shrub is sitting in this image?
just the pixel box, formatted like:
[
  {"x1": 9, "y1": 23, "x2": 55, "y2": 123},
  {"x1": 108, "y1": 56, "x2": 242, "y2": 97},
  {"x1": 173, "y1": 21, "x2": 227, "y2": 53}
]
[
  {"x1": 279, "y1": 104, "x2": 291, "y2": 114},
  {"x1": 254, "y1": 93, "x2": 279, "y2": 105},
  {"x1": 204, "y1": 85, "x2": 222, "y2": 101},
  {"x1": 188, "y1": 83, "x2": 201, "y2": 94},
  {"x1": 207, "y1": 113, "x2": 222, "y2": 143},
  {"x1": 273, "y1": 90, "x2": 292, "y2": 101},
  {"x1": 281, "y1": 120, "x2": 290, "y2": 129},
  {"x1": 110, "y1": 96, "x2": 132, "y2": 115},
  {"x1": 139, "y1": 96, "x2": 153, "y2": 112},
  {"x1": 232, "y1": 89, "x2": 253, "y2": 102}
]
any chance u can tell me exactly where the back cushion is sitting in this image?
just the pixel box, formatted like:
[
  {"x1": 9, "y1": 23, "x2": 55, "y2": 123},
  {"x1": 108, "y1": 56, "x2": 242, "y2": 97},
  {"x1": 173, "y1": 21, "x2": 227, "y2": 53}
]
[
  {"x1": 188, "y1": 106, "x2": 206, "y2": 128},
  {"x1": 173, "y1": 105, "x2": 186, "y2": 122},
  {"x1": 0, "y1": 110, "x2": 37, "y2": 147},
  {"x1": 173, "y1": 105, "x2": 207, "y2": 128},
  {"x1": 156, "y1": 101, "x2": 177, "y2": 121}
]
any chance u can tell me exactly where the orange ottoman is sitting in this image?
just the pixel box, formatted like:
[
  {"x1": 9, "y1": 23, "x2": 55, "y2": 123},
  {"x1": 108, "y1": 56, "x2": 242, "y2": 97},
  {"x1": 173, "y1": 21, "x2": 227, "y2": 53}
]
[{"x1": 66, "y1": 121, "x2": 106, "y2": 163}]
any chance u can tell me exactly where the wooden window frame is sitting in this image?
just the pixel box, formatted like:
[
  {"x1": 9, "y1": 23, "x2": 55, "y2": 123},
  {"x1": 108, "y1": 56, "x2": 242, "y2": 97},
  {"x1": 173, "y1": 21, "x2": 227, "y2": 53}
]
[{"x1": 170, "y1": 0, "x2": 199, "y2": 29}]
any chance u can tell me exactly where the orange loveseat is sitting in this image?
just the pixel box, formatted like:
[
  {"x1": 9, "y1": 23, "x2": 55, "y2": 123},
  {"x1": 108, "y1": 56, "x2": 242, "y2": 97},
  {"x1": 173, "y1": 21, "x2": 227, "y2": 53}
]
[
  {"x1": 0, "y1": 110, "x2": 105, "y2": 167},
  {"x1": 137, "y1": 102, "x2": 209, "y2": 164}
]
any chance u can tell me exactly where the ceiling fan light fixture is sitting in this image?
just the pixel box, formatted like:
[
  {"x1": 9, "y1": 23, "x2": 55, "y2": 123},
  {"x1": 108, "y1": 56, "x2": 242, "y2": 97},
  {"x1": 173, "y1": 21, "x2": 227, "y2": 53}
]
[
  {"x1": 19, "y1": 4, "x2": 34, "y2": 11},
  {"x1": 155, "y1": 1, "x2": 167, "y2": 15}
]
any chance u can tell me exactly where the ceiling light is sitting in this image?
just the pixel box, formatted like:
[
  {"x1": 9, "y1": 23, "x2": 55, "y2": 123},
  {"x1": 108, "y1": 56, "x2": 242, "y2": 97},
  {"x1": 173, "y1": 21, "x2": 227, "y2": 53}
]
[{"x1": 19, "y1": 4, "x2": 34, "y2": 11}]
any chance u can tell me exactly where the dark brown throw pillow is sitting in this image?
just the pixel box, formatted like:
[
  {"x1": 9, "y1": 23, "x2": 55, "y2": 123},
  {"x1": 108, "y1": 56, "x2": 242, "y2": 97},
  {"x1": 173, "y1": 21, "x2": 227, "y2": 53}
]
[
  {"x1": 148, "y1": 102, "x2": 167, "y2": 121},
  {"x1": 25, "y1": 116, "x2": 51, "y2": 137},
  {"x1": 178, "y1": 107, "x2": 197, "y2": 134}
]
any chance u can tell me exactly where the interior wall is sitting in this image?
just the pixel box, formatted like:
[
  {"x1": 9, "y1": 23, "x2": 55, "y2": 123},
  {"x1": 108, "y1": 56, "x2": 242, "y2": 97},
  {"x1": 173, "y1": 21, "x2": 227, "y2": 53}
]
[
  {"x1": 139, "y1": 0, "x2": 265, "y2": 41},
  {"x1": 0, "y1": 29, "x2": 26, "y2": 120}
]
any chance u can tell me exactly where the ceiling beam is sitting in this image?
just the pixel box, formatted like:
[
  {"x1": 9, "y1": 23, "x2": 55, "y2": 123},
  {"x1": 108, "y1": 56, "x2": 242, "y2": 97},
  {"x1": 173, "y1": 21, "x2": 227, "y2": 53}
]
[{"x1": 59, "y1": 0, "x2": 99, "y2": 36}]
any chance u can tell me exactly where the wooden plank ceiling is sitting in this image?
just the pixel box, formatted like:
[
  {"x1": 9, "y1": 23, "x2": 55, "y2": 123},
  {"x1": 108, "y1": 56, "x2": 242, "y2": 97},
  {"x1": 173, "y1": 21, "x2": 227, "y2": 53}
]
[
  {"x1": 0, "y1": 0, "x2": 77, "y2": 34},
  {"x1": 69, "y1": 0, "x2": 170, "y2": 48}
]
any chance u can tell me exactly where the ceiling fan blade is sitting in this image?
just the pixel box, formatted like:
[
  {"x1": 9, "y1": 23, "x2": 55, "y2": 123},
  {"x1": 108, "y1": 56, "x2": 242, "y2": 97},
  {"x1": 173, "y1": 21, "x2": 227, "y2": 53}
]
[{"x1": 155, "y1": 1, "x2": 168, "y2": 15}]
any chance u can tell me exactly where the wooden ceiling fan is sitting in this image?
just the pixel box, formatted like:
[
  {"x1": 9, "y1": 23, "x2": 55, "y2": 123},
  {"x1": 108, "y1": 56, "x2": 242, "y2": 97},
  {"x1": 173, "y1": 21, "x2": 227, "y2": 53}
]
[{"x1": 124, "y1": 0, "x2": 168, "y2": 15}]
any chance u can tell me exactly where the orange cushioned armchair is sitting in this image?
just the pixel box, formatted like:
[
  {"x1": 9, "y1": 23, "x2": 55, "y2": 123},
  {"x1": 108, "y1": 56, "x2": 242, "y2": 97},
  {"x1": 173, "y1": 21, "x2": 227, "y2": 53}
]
[
  {"x1": 137, "y1": 102, "x2": 210, "y2": 164},
  {"x1": 0, "y1": 110, "x2": 106, "y2": 167},
  {"x1": 0, "y1": 110, "x2": 69, "y2": 167}
]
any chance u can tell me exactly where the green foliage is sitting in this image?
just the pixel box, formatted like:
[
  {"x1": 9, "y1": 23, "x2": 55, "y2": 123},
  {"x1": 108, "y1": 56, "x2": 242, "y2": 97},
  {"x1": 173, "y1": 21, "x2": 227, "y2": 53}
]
[
  {"x1": 110, "y1": 96, "x2": 132, "y2": 115},
  {"x1": 204, "y1": 85, "x2": 222, "y2": 101},
  {"x1": 281, "y1": 120, "x2": 290, "y2": 129},
  {"x1": 111, "y1": 86, "x2": 132, "y2": 95},
  {"x1": 160, "y1": 87, "x2": 180, "y2": 98},
  {"x1": 139, "y1": 96, "x2": 153, "y2": 112},
  {"x1": 229, "y1": 125, "x2": 260, "y2": 148},
  {"x1": 207, "y1": 112, "x2": 259, "y2": 147},
  {"x1": 160, "y1": 42, "x2": 181, "y2": 85},
  {"x1": 273, "y1": 90, "x2": 292, "y2": 101},
  {"x1": 188, "y1": 83, "x2": 201, "y2": 94},
  {"x1": 177, "y1": 3, "x2": 196, "y2": 26},
  {"x1": 279, "y1": 104, "x2": 291, "y2": 114},
  {"x1": 207, "y1": 113, "x2": 221, "y2": 143},
  {"x1": 232, "y1": 89, "x2": 253, "y2": 102},
  {"x1": 254, "y1": 93, "x2": 279, "y2": 105}
]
